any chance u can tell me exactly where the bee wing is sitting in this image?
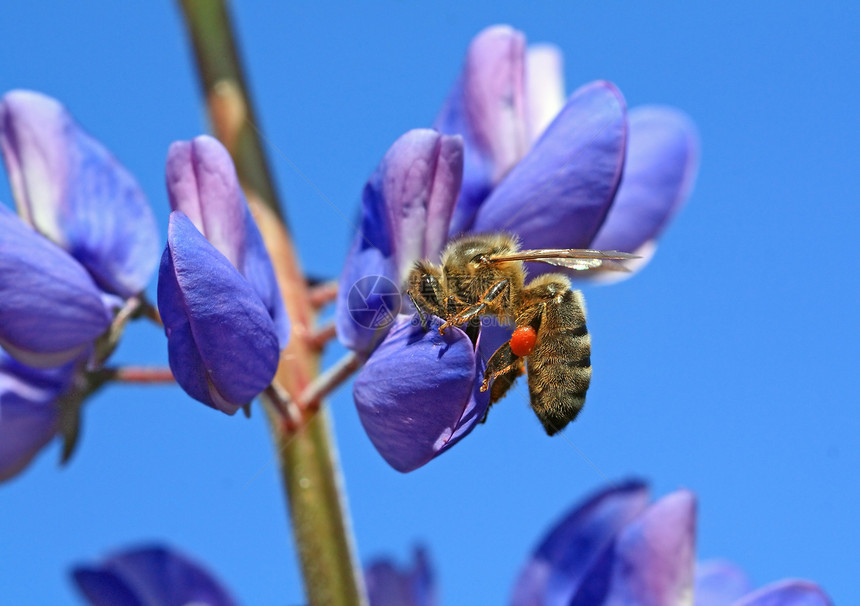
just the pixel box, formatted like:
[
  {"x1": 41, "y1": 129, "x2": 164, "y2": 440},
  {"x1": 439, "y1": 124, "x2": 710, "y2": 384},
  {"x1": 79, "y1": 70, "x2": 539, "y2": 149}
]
[{"x1": 487, "y1": 249, "x2": 640, "y2": 272}]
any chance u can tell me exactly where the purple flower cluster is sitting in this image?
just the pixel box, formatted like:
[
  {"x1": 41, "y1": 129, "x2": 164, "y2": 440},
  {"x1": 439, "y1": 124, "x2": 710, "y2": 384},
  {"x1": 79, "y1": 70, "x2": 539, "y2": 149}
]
[
  {"x1": 368, "y1": 482, "x2": 832, "y2": 606},
  {"x1": 0, "y1": 93, "x2": 288, "y2": 481},
  {"x1": 0, "y1": 90, "x2": 158, "y2": 480},
  {"x1": 335, "y1": 26, "x2": 699, "y2": 472},
  {"x1": 71, "y1": 484, "x2": 831, "y2": 606}
]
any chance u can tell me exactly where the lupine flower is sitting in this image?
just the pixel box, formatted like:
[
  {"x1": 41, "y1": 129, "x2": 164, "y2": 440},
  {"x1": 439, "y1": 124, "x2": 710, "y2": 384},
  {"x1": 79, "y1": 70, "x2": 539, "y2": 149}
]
[
  {"x1": 335, "y1": 129, "x2": 464, "y2": 354},
  {"x1": 365, "y1": 547, "x2": 435, "y2": 606},
  {"x1": 72, "y1": 544, "x2": 237, "y2": 606},
  {"x1": 365, "y1": 482, "x2": 832, "y2": 606},
  {"x1": 0, "y1": 90, "x2": 160, "y2": 367},
  {"x1": 158, "y1": 135, "x2": 289, "y2": 414},
  {"x1": 0, "y1": 90, "x2": 159, "y2": 481},
  {"x1": 511, "y1": 481, "x2": 832, "y2": 606},
  {"x1": 337, "y1": 25, "x2": 699, "y2": 472},
  {"x1": 0, "y1": 205, "x2": 112, "y2": 368},
  {"x1": 0, "y1": 90, "x2": 159, "y2": 298},
  {"x1": 0, "y1": 348, "x2": 76, "y2": 482}
]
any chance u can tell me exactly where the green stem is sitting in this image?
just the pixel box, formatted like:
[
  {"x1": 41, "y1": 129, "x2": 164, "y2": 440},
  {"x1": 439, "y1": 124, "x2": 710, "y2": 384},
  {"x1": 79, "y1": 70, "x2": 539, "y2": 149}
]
[{"x1": 177, "y1": 2, "x2": 365, "y2": 604}]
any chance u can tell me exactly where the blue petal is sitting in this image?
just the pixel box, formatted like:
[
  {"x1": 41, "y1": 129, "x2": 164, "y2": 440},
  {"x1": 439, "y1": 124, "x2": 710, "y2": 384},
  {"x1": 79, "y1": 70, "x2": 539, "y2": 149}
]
[
  {"x1": 165, "y1": 136, "x2": 288, "y2": 348},
  {"x1": 365, "y1": 546, "x2": 435, "y2": 606},
  {"x1": 71, "y1": 569, "x2": 141, "y2": 606},
  {"x1": 694, "y1": 560, "x2": 753, "y2": 606},
  {"x1": 336, "y1": 130, "x2": 462, "y2": 354},
  {"x1": 157, "y1": 212, "x2": 280, "y2": 414},
  {"x1": 732, "y1": 581, "x2": 833, "y2": 606},
  {"x1": 0, "y1": 350, "x2": 75, "y2": 482},
  {"x1": 353, "y1": 315, "x2": 484, "y2": 472},
  {"x1": 239, "y1": 205, "x2": 290, "y2": 349},
  {"x1": 511, "y1": 480, "x2": 650, "y2": 606},
  {"x1": 473, "y1": 81, "x2": 627, "y2": 254},
  {"x1": 0, "y1": 90, "x2": 159, "y2": 298},
  {"x1": 0, "y1": 205, "x2": 112, "y2": 367},
  {"x1": 72, "y1": 544, "x2": 237, "y2": 606},
  {"x1": 571, "y1": 490, "x2": 696, "y2": 606},
  {"x1": 590, "y1": 106, "x2": 699, "y2": 253},
  {"x1": 435, "y1": 25, "x2": 529, "y2": 234}
]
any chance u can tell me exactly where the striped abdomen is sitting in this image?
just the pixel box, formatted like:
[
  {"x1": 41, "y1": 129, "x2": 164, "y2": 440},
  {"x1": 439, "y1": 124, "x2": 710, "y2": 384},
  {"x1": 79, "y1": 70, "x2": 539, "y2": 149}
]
[{"x1": 525, "y1": 287, "x2": 591, "y2": 435}]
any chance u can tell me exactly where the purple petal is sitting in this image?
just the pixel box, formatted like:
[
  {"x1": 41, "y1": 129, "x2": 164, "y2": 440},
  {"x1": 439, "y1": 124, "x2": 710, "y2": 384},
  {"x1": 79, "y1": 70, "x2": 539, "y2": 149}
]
[
  {"x1": 157, "y1": 212, "x2": 280, "y2": 414},
  {"x1": 0, "y1": 205, "x2": 112, "y2": 367},
  {"x1": 525, "y1": 44, "x2": 566, "y2": 143},
  {"x1": 694, "y1": 560, "x2": 753, "y2": 606},
  {"x1": 166, "y1": 135, "x2": 288, "y2": 348},
  {"x1": 353, "y1": 315, "x2": 488, "y2": 472},
  {"x1": 365, "y1": 546, "x2": 436, "y2": 606},
  {"x1": 0, "y1": 350, "x2": 75, "y2": 482},
  {"x1": 590, "y1": 106, "x2": 699, "y2": 253},
  {"x1": 0, "y1": 90, "x2": 159, "y2": 298},
  {"x1": 511, "y1": 480, "x2": 650, "y2": 606},
  {"x1": 336, "y1": 130, "x2": 462, "y2": 353},
  {"x1": 732, "y1": 581, "x2": 833, "y2": 606},
  {"x1": 473, "y1": 81, "x2": 627, "y2": 255},
  {"x1": 166, "y1": 136, "x2": 246, "y2": 268},
  {"x1": 574, "y1": 490, "x2": 696, "y2": 606},
  {"x1": 239, "y1": 206, "x2": 290, "y2": 349},
  {"x1": 72, "y1": 544, "x2": 237, "y2": 606},
  {"x1": 435, "y1": 25, "x2": 528, "y2": 234},
  {"x1": 72, "y1": 569, "x2": 141, "y2": 606}
]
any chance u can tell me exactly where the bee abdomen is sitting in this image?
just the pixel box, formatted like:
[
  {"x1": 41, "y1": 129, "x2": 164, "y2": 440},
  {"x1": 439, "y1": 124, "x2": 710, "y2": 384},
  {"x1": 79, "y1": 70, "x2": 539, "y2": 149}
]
[{"x1": 526, "y1": 304, "x2": 592, "y2": 436}]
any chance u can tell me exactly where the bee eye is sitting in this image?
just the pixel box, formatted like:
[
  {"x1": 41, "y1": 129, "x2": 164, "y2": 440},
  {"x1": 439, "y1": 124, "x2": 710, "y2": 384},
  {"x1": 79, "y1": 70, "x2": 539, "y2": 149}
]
[{"x1": 470, "y1": 254, "x2": 487, "y2": 265}]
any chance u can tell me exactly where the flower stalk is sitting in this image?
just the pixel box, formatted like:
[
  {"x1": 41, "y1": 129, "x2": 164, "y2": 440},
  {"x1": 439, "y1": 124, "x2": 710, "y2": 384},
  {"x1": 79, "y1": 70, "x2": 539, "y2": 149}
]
[{"x1": 178, "y1": 2, "x2": 366, "y2": 604}]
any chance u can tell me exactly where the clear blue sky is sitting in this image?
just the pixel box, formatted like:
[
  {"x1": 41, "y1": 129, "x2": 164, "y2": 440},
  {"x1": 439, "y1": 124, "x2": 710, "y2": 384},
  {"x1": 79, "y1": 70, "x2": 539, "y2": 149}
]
[{"x1": 1, "y1": 2, "x2": 858, "y2": 604}]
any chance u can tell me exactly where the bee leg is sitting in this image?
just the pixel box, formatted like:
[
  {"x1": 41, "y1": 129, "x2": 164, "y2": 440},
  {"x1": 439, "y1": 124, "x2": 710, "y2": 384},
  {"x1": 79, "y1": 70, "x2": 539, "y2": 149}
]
[
  {"x1": 406, "y1": 265, "x2": 446, "y2": 331},
  {"x1": 439, "y1": 278, "x2": 510, "y2": 333},
  {"x1": 482, "y1": 341, "x2": 523, "y2": 396},
  {"x1": 478, "y1": 341, "x2": 524, "y2": 424},
  {"x1": 407, "y1": 291, "x2": 429, "y2": 330}
]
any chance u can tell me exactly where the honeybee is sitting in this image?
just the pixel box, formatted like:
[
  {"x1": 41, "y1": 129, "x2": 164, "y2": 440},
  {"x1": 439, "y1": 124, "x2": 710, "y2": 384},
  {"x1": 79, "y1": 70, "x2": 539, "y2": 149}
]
[{"x1": 406, "y1": 233, "x2": 636, "y2": 435}]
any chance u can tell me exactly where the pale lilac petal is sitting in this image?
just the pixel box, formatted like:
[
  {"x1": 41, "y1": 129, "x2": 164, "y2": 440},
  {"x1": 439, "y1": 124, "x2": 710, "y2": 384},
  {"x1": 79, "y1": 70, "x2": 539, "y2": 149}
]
[
  {"x1": 0, "y1": 90, "x2": 159, "y2": 297},
  {"x1": 365, "y1": 547, "x2": 436, "y2": 606},
  {"x1": 72, "y1": 544, "x2": 237, "y2": 606},
  {"x1": 166, "y1": 135, "x2": 289, "y2": 348},
  {"x1": 436, "y1": 25, "x2": 528, "y2": 234},
  {"x1": 353, "y1": 315, "x2": 488, "y2": 472},
  {"x1": 574, "y1": 490, "x2": 696, "y2": 606},
  {"x1": 511, "y1": 480, "x2": 650, "y2": 606},
  {"x1": 590, "y1": 106, "x2": 699, "y2": 253},
  {"x1": 473, "y1": 81, "x2": 627, "y2": 254},
  {"x1": 525, "y1": 44, "x2": 566, "y2": 143},
  {"x1": 384, "y1": 133, "x2": 464, "y2": 275},
  {"x1": 732, "y1": 580, "x2": 833, "y2": 606},
  {"x1": 336, "y1": 130, "x2": 462, "y2": 353},
  {"x1": 0, "y1": 205, "x2": 112, "y2": 367},
  {"x1": 158, "y1": 212, "x2": 280, "y2": 414},
  {"x1": 0, "y1": 351, "x2": 74, "y2": 482},
  {"x1": 165, "y1": 136, "x2": 245, "y2": 268},
  {"x1": 695, "y1": 560, "x2": 753, "y2": 606}
]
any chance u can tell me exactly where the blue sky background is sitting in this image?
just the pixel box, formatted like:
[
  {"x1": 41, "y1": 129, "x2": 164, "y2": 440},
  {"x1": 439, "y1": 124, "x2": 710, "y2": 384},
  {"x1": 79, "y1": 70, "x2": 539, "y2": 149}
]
[{"x1": 1, "y1": 2, "x2": 858, "y2": 604}]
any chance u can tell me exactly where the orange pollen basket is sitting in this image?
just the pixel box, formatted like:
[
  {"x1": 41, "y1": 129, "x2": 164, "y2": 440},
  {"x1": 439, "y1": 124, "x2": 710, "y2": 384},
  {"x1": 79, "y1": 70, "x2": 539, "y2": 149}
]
[{"x1": 510, "y1": 326, "x2": 537, "y2": 357}]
